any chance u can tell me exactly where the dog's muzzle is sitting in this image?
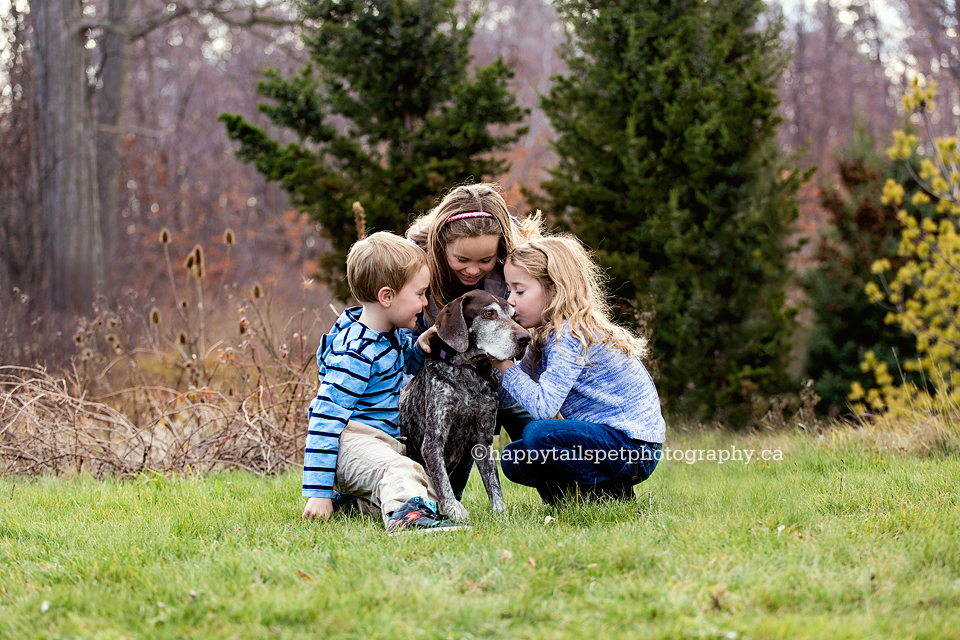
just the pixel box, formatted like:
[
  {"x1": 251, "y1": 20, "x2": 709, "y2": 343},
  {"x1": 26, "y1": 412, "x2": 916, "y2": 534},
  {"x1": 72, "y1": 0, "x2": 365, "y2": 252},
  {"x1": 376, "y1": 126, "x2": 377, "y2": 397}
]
[{"x1": 513, "y1": 331, "x2": 531, "y2": 360}]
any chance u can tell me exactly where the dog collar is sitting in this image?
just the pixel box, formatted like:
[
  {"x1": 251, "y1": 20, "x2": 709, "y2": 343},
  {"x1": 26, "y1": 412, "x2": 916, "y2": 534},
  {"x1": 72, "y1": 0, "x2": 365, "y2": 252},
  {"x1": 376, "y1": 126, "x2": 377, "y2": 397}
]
[{"x1": 435, "y1": 345, "x2": 491, "y2": 371}]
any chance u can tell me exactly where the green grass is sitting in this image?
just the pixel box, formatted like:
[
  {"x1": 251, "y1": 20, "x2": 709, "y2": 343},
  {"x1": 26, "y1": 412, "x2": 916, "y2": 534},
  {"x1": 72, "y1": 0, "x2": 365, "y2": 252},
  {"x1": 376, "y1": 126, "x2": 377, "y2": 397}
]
[{"x1": 2, "y1": 429, "x2": 959, "y2": 639}]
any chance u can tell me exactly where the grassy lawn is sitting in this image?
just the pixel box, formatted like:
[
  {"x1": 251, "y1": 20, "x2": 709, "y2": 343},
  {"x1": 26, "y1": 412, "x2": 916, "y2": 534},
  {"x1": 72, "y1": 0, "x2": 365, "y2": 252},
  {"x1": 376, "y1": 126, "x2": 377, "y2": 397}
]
[{"x1": 2, "y1": 428, "x2": 959, "y2": 639}]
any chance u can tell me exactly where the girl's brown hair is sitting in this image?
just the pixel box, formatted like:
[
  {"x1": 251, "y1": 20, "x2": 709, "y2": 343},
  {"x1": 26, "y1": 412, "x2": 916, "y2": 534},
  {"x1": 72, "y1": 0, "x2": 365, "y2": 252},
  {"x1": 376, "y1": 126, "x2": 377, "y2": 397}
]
[
  {"x1": 407, "y1": 182, "x2": 541, "y2": 315},
  {"x1": 506, "y1": 235, "x2": 647, "y2": 365}
]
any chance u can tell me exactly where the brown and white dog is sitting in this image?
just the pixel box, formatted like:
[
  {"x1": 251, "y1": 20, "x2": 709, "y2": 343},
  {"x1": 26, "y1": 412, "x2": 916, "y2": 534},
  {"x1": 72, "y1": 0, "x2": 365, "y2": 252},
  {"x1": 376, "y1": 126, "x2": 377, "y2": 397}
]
[{"x1": 399, "y1": 290, "x2": 530, "y2": 522}]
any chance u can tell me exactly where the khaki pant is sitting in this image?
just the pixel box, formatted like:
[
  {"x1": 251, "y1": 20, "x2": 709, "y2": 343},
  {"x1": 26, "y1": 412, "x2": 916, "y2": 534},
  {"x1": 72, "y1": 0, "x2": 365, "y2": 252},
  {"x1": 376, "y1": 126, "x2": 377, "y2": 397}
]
[{"x1": 334, "y1": 421, "x2": 441, "y2": 526}]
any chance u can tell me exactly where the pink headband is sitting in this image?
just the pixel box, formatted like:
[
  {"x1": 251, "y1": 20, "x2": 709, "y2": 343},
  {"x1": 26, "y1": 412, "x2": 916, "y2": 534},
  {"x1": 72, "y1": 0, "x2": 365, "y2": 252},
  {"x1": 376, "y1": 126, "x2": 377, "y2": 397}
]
[{"x1": 446, "y1": 211, "x2": 493, "y2": 223}]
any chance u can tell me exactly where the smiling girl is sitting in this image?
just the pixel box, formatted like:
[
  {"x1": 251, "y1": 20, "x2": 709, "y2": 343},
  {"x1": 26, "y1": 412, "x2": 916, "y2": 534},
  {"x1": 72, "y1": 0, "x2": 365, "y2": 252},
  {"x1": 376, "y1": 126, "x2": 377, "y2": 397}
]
[
  {"x1": 406, "y1": 183, "x2": 541, "y2": 328},
  {"x1": 491, "y1": 235, "x2": 666, "y2": 504},
  {"x1": 405, "y1": 183, "x2": 541, "y2": 498}
]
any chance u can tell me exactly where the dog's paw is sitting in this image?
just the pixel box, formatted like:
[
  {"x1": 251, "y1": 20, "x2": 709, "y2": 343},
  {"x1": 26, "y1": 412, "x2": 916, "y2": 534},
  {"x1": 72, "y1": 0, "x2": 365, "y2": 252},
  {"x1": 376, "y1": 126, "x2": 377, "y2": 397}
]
[{"x1": 443, "y1": 500, "x2": 471, "y2": 523}]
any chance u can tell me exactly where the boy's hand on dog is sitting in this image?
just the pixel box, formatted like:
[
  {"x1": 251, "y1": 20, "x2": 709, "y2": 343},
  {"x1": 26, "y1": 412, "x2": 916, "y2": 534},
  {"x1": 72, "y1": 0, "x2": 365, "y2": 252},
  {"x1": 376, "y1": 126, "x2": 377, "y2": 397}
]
[
  {"x1": 303, "y1": 497, "x2": 334, "y2": 520},
  {"x1": 417, "y1": 326, "x2": 438, "y2": 353}
]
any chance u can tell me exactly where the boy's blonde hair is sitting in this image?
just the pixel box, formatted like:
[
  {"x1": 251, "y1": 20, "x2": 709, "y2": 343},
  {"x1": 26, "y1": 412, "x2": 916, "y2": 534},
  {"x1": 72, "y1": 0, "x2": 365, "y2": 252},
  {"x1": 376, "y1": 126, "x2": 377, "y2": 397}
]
[
  {"x1": 346, "y1": 231, "x2": 427, "y2": 303},
  {"x1": 506, "y1": 235, "x2": 647, "y2": 363},
  {"x1": 406, "y1": 182, "x2": 542, "y2": 315}
]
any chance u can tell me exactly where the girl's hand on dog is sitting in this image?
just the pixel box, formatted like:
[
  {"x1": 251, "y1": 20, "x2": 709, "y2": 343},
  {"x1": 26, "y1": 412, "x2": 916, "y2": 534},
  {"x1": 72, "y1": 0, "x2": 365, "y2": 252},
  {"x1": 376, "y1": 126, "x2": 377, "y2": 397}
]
[
  {"x1": 489, "y1": 357, "x2": 515, "y2": 375},
  {"x1": 417, "y1": 326, "x2": 438, "y2": 353},
  {"x1": 303, "y1": 497, "x2": 334, "y2": 520}
]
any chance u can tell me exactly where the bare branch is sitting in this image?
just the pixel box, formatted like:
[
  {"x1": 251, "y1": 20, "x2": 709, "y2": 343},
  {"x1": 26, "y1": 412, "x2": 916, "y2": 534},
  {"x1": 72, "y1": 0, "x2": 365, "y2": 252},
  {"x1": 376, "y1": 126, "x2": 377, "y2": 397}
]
[
  {"x1": 126, "y1": 1, "x2": 297, "y2": 42},
  {"x1": 193, "y1": 2, "x2": 297, "y2": 30},
  {"x1": 77, "y1": 18, "x2": 130, "y2": 36},
  {"x1": 96, "y1": 123, "x2": 175, "y2": 137},
  {"x1": 129, "y1": 5, "x2": 192, "y2": 40}
]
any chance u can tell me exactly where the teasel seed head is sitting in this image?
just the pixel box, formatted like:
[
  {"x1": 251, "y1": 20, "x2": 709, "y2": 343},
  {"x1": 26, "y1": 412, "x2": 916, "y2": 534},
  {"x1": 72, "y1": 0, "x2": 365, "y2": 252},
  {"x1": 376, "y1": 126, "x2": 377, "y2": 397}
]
[
  {"x1": 159, "y1": 228, "x2": 171, "y2": 245},
  {"x1": 251, "y1": 283, "x2": 263, "y2": 300},
  {"x1": 180, "y1": 299, "x2": 189, "y2": 310},
  {"x1": 178, "y1": 332, "x2": 188, "y2": 346},
  {"x1": 150, "y1": 307, "x2": 162, "y2": 325},
  {"x1": 184, "y1": 254, "x2": 195, "y2": 270},
  {"x1": 223, "y1": 229, "x2": 235, "y2": 246},
  {"x1": 192, "y1": 245, "x2": 204, "y2": 271},
  {"x1": 352, "y1": 201, "x2": 366, "y2": 239}
]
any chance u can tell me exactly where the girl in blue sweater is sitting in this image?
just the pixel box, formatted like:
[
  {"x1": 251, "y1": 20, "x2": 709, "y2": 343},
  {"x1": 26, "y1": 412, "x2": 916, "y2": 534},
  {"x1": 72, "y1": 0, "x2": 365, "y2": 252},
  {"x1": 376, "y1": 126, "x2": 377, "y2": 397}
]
[{"x1": 490, "y1": 236, "x2": 666, "y2": 503}]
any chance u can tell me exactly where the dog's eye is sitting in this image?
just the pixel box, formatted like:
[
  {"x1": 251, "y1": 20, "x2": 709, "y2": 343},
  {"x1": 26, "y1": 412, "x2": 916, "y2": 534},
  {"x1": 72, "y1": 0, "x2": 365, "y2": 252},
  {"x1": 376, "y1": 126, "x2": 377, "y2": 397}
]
[{"x1": 483, "y1": 309, "x2": 496, "y2": 319}]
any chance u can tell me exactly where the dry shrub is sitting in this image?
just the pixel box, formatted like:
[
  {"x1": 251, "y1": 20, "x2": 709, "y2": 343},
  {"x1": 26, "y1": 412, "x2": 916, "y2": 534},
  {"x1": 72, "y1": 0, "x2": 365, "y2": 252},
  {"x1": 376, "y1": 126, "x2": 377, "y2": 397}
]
[
  {"x1": 1, "y1": 366, "x2": 143, "y2": 476},
  {"x1": 846, "y1": 408, "x2": 960, "y2": 457},
  {"x1": 0, "y1": 277, "x2": 337, "y2": 477},
  {"x1": 756, "y1": 381, "x2": 824, "y2": 432},
  {"x1": 1, "y1": 225, "x2": 341, "y2": 478},
  {"x1": 0, "y1": 358, "x2": 309, "y2": 477}
]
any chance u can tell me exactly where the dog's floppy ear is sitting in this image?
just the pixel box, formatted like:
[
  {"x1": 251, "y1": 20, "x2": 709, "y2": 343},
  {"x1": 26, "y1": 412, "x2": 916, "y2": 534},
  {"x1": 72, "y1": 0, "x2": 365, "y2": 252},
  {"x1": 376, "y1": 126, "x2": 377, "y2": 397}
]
[{"x1": 435, "y1": 296, "x2": 469, "y2": 352}]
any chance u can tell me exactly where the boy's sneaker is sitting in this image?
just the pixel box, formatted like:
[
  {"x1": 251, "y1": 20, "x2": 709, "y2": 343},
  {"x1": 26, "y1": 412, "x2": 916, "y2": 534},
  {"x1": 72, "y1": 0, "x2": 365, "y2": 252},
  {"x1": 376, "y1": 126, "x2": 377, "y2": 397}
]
[{"x1": 386, "y1": 497, "x2": 468, "y2": 535}]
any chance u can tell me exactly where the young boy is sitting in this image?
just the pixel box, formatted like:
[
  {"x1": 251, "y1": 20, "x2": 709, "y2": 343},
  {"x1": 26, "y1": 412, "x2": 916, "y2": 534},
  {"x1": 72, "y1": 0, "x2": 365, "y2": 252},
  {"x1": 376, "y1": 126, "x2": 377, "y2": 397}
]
[{"x1": 302, "y1": 231, "x2": 463, "y2": 533}]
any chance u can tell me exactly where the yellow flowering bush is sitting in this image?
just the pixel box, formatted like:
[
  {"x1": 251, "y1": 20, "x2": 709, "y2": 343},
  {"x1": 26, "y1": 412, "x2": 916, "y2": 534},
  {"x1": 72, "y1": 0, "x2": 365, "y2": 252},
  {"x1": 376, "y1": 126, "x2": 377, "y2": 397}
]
[{"x1": 857, "y1": 79, "x2": 960, "y2": 417}]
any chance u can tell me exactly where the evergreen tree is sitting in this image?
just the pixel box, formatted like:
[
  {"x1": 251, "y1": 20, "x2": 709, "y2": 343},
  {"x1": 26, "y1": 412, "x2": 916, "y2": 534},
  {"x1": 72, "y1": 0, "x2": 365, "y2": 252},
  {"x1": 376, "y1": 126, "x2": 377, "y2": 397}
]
[
  {"x1": 802, "y1": 127, "x2": 922, "y2": 415},
  {"x1": 220, "y1": 0, "x2": 526, "y2": 298},
  {"x1": 538, "y1": 0, "x2": 805, "y2": 423}
]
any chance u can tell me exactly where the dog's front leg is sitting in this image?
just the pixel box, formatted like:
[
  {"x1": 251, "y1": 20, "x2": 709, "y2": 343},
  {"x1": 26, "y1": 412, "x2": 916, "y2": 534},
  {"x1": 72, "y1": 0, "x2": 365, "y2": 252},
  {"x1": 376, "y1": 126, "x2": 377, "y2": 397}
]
[
  {"x1": 473, "y1": 434, "x2": 507, "y2": 514},
  {"x1": 422, "y1": 438, "x2": 470, "y2": 522},
  {"x1": 422, "y1": 404, "x2": 470, "y2": 522}
]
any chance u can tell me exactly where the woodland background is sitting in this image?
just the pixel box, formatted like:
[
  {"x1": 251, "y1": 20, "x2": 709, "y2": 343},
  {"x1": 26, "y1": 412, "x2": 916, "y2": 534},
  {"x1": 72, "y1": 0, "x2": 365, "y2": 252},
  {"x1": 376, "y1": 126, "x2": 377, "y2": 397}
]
[{"x1": 3, "y1": 0, "x2": 960, "y2": 455}]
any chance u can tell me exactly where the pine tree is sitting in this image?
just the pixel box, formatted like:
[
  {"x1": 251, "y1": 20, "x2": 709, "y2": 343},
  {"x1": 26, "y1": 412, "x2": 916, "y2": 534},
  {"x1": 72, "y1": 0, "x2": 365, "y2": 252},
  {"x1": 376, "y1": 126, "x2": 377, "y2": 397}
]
[
  {"x1": 220, "y1": 0, "x2": 526, "y2": 298},
  {"x1": 801, "y1": 127, "x2": 922, "y2": 415},
  {"x1": 538, "y1": 0, "x2": 805, "y2": 423}
]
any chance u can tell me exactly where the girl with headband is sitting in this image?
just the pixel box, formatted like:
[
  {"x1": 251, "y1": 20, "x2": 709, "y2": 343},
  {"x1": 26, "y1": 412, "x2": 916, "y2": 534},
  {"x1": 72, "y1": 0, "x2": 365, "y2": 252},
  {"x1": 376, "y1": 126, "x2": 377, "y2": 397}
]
[
  {"x1": 407, "y1": 182, "x2": 541, "y2": 328},
  {"x1": 405, "y1": 183, "x2": 542, "y2": 500}
]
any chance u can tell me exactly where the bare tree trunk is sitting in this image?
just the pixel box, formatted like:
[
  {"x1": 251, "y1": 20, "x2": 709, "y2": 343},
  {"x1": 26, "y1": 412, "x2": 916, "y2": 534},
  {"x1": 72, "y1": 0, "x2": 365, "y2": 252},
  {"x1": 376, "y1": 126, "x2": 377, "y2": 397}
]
[
  {"x1": 816, "y1": 0, "x2": 837, "y2": 168},
  {"x1": 95, "y1": 0, "x2": 130, "y2": 290},
  {"x1": 33, "y1": 0, "x2": 104, "y2": 312},
  {"x1": 0, "y1": 4, "x2": 45, "y2": 302},
  {"x1": 792, "y1": 8, "x2": 807, "y2": 158}
]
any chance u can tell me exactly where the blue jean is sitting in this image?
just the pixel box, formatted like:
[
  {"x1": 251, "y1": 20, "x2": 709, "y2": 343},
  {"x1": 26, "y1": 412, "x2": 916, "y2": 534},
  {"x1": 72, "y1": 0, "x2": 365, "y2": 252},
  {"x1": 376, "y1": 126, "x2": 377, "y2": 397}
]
[
  {"x1": 499, "y1": 419, "x2": 662, "y2": 504},
  {"x1": 496, "y1": 402, "x2": 536, "y2": 443}
]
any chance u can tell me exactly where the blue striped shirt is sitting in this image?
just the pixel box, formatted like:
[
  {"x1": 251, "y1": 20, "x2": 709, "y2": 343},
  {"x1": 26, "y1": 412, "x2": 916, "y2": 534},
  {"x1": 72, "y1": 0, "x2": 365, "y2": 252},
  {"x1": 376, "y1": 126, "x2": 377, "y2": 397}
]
[
  {"x1": 499, "y1": 323, "x2": 666, "y2": 444},
  {"x1": 302, "y1": 307, "x2": 426, "y2": 499}
]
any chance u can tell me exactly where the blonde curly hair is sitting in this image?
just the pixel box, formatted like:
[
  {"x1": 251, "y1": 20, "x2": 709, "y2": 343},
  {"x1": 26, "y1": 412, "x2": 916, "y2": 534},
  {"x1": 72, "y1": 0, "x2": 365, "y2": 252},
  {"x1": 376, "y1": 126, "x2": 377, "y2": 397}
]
[{"x1": 506, "y1": 235, "x2": 647, "y2": 364}]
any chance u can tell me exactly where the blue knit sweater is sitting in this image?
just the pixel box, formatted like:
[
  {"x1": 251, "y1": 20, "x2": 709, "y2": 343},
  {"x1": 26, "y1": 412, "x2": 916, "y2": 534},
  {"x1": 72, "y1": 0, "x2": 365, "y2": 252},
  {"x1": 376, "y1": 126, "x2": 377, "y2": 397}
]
[{"x1": 499, "y1": 324, "x2": 666, "y2": 444}]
